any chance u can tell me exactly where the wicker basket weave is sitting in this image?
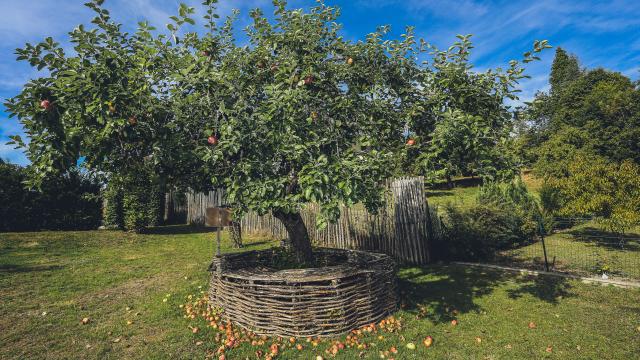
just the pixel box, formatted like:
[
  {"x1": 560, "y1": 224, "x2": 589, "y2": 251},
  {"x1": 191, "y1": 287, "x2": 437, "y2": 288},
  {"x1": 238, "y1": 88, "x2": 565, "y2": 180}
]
[{"x1": 208, "y1": 248, "x2": 397, "y2": 337}]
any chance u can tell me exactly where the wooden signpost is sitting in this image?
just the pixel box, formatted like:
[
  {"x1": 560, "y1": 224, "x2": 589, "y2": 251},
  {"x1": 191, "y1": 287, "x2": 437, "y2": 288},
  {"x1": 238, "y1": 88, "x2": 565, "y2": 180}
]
[{"x1": 205, "y1": 207, "x2": 233, "y2": 256}]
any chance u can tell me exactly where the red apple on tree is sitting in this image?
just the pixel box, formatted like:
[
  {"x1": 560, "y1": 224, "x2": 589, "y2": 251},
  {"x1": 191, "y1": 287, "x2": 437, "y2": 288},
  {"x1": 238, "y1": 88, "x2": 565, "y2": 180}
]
[
  {"x1": 40, "y1": 99, "x2": 52, "y2": 111},
  {"x1": 406, "y1": 138, "x2": 415, "y2": 146},
  {"x1": 128, "y1": 116, "x2": 137, "y2": 126},
  {"x1": 208, "y1": 135, "x2": 219, "y2": 145},
  {"x1": 303, "y1": 75, "x2": 314, "y2": 85}
]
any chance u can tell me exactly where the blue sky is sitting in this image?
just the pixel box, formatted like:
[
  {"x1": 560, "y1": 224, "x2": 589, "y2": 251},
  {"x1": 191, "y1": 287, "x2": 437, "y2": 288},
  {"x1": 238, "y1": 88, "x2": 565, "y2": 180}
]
[{"x1": 1, "y1": 0, "x2": 639, "y2": 165}]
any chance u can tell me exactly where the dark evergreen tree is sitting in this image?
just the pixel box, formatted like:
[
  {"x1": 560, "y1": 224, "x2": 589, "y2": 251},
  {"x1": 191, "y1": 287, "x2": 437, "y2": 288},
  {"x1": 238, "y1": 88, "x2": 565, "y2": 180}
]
[{"x1": 549, "y1": 47, "x2": 581, "y2": 95}]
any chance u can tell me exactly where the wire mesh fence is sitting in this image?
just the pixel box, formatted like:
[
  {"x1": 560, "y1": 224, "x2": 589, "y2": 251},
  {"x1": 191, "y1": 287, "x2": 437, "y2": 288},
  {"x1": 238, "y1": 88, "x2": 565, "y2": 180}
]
[{"x1": 493, "y1": 217, "x2": 640, "y2": 280}]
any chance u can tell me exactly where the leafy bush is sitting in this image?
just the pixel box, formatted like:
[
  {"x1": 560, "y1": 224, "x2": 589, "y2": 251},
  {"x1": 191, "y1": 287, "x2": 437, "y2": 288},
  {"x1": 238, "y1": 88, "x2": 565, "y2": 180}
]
[
  {"x1": 147, "y1": 183, "x2": 165, "y2": 227},
  {"x1": 433, "y1": 179, "x2": 543, "y2": 261},
  {"x1": 103, "y1": 170, "x2": 167, "y2": 232},
  {"x1": 555, "y1": 155, "x2": 640, "y2": 238},
  {"x1": 121, "y1": 175, "x2": 150, "y2": 233},
  {"x1": 103, "y1": 180, "x2": 124, "y2": 229},
  {"x1": 0, "y1": 160, "x2": 101, "y2": 232},
  {"x1": 538, "y1": 181, "x2": 564, "y2": 214}
]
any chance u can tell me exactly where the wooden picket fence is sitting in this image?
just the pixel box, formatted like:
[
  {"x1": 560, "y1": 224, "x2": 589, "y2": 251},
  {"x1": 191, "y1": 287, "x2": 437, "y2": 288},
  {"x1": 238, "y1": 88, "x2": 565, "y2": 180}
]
[{"x1": 166, "y1": 177, "x2": 440, "y2": 265}]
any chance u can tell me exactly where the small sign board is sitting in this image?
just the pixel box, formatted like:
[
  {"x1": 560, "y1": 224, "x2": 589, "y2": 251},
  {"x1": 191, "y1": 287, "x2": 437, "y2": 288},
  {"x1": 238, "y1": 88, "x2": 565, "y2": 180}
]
[{"x1": 205, "y1": 207, "x2": 233, "y2": 227}]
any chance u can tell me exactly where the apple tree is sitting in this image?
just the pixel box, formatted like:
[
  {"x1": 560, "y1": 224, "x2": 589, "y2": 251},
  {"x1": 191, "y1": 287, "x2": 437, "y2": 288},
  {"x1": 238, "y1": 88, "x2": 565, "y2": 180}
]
[
  {"x1": 174, "y1": 1, "x2": 418, "y2": 262},
  {"x1": 5, "y1": 0, "x2": 218, "y2": 231}
]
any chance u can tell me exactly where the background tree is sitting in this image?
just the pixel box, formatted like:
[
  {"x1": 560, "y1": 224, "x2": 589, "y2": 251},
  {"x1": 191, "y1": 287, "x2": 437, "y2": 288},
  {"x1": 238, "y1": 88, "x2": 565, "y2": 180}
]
[
  {"x1": 407, "y1": 35, "x2": 550, "y2": 185},
  {"x1": 549, "y1": 47, "x2": 581, "y2": 95},
  {"x1": 5, "y1": 0, "x2": 214, "y2": 232},
  {"x1": 549, "y1": 155, "x2": 640, "y2": 246},
  {"x1": 519, "y1": 48, "x2": 640, "y2": 173}
]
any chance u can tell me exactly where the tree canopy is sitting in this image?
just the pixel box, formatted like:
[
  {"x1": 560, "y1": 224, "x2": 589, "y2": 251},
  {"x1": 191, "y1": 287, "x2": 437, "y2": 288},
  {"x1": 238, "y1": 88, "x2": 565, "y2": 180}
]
[
  {"x1": 5, "y1": 0, "x2": 548, "y2": 261},
  {"x1": 519, "y1": 48, "x2": 640, "y2": 175}
]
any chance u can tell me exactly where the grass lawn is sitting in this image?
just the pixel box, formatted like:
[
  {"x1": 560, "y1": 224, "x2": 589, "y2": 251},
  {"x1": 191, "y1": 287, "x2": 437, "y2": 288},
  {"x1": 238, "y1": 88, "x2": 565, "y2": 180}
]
[{"x1": 1, "y1": 228, "x2": 640, "y2": 359}]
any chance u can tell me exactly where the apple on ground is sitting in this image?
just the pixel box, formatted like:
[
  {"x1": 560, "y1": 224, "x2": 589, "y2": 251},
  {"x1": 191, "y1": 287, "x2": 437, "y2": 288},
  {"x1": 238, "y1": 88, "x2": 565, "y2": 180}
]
[{"x1": 423, "y1": 335, "x2": 433, "y2": 348}]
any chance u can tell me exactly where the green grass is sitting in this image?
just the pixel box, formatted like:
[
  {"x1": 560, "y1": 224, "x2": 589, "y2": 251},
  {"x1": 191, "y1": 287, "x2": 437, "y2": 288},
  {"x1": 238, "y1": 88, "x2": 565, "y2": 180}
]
[
  {"x1": 2, "y1": 228, "x2": 640, "y2": 359},
  {"x1": 426, "y1": 185, "x2": 481, "y2": 208}
]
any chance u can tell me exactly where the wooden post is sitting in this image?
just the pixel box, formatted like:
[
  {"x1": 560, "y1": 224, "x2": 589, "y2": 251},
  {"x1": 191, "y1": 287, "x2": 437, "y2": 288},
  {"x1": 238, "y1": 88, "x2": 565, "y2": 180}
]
[{"x1": 216, "y1": 213, "x2": 222, "y2": 257}]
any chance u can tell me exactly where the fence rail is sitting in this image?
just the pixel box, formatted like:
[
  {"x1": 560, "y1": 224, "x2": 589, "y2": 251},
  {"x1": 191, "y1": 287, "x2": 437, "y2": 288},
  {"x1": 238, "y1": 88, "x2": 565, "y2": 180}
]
[{"x1": 166, "y1": 177, "x2": 438, "y2": 265}]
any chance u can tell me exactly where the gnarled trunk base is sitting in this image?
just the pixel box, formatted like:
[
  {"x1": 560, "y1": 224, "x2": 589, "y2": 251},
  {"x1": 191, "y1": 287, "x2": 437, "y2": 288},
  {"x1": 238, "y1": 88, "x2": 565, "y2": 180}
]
[{"x1": 272, "y1": 209, "x2": 314, "y2": 263}]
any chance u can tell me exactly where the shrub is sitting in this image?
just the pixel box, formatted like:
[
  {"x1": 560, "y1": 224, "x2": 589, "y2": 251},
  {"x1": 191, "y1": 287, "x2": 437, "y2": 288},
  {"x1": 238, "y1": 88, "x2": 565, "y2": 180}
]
[
  {"x1": 147, "y1": 182, "x2": 165, "y2": 227},
  {"x1": 0, "y1": 160, "x2": 101, "y2": 232},
  {"x1": 103, "y1": 180, "x2": 124, "y2": 229},
  {"x1": 122, "y1": 175, "x2": 150, "y2": 233},
  {"x1": 538, "y1": 181, "x2": 564, "y2": 214},
  {"x1": 433, "y1": 178, "x2": 543, "y2": 261},
  {"x1": 103, "y1": 171, "x2": 166, "y2": 232}
]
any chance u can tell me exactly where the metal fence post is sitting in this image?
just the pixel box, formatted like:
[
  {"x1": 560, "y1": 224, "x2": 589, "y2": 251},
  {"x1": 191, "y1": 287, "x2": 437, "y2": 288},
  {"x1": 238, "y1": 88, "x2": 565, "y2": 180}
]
[{"x1": 537, "y1": 215, "x2": 550, "y2": 272}]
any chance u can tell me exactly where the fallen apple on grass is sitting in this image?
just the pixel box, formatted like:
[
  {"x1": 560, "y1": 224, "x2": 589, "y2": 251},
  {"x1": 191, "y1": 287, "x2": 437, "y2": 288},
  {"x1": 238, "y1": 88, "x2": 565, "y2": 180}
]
[{"x1": 423, "y1": 335, "x2": 433, "y2": 348}]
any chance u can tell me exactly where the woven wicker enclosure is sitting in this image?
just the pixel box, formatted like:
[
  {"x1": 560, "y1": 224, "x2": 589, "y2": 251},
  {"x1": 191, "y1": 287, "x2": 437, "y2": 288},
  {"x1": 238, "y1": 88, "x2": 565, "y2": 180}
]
[{"x1": 208, "y1": 248, "x2": 397, "y2": 337}]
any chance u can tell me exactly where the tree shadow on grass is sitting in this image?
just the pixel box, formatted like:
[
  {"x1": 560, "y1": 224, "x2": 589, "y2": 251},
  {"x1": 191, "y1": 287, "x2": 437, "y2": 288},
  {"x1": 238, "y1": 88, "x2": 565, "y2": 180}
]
[
  {"x1": 397, "y1": 265, "x2": 512, "y2": 324},
  {"x1": 397, "y1": 264, "x2": 574, "y2": 324},
  {"x1": 0, "y1": 264, "x2": 64, "y2": 273},
  {"x1": 143, "y1": 225, "x2": 218, "y2": 235},
  {"x1": 227, "y1": 240, "x2": 272, "y2": 250},
  {"x1": 506, "y1": 274, "x2": 572, "y2": 305},
  {"x1": 566, "y1": 227, "x2": 640, "y2": 252},
  {"x1": 428, "y1": 177, "x2": 483, "y2": 190},
  {"x1": 425, "y1": 191, "x2": 456, "y2": 198}
]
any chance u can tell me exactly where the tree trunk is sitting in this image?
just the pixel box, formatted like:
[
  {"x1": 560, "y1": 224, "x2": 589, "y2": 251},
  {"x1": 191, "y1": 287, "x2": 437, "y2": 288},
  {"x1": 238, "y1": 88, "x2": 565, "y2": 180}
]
[
  {"x1": 446, "y1": 174, "x2": 454, "y2": 189},
  {"x1": 230, "y1": 220, "x2": 243, "y2": 248},
  {"x1": 272, "y1": 209, "x2": 314, "y2": 264}
]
